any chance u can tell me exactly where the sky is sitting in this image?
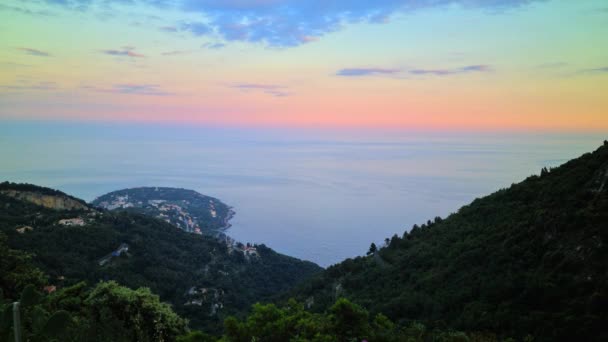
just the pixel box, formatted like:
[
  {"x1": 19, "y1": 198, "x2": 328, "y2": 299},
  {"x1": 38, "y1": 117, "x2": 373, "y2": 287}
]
[{"x1": 1, "y1": 0, "x2": 607, "y2": 131}]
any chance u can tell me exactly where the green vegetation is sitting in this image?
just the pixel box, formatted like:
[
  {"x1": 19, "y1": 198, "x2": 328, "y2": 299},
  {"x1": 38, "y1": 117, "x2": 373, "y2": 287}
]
[
  {"x1": 219, "y1": 297, "x2": 487, "y2": 342},
  {"x1": 0, "y1": 233, "x2": 47, "y2": 300},
  {"x1": 290, "y1": 142, "x2": 608, "y2": 341},
  {"x1": 0, "y1": 235, "x2": 187, "y2": 341},
  {"x1": 0, "y1": 282, "x2": 188, "y2": 341},
  {"x1": 0, "y1": 186, "x2": 321, "y2": 333}
]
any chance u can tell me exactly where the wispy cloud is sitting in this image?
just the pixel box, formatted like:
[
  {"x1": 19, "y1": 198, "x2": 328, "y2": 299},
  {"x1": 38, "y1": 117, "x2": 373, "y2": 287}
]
[
  {"x1": 161, "y1": 50, "x2": 192, "y2": 56},
  {"x1": 336, "y1": 65, "x2": 492, "y2": 78},
  {"x1": 409, "y1": 65, "x2": 492, "y2": 76},
  {"x1": 230, "y1": 83, "x2": 290, "y2": 97},
  {"x1": 0, "y1": 81, "x2": 57, "y2": 91},
  {"x1": 577, "y1": 66, "x2": 608, "y2": 75},
  {"x1": 17, "y1": 47, "x2": 51, "y2": 57},
  {"x1": 81, "y1": 83, "x2": 173, "y2": 96},
  {"x1": 0, "y1": 62, "x2": 32, "y2": 68},
  {"x1": 535, "y1": 62, "x2": 568, "y2": 69},
  {"x1": 39, "y1": 0, "x2": 543, "y2": 48},
  {"x1": 202, "y1": 42, "x2": 226, "y2": 49},
  {"x1": 110, "y1": 84, "x2": 172, "y2": 96},
  {"x1": 101, "y1": 46, "x2": 145, "y2": 58},
  {"x1": 181, "y1": 22, "x2": 212, "y2": 35},
  {"x1": 0, "y1": 4, "x2": 53, "y2": 16},
  {"x1": 159, "y1": 26, "x2": 177, "y2": 32},
  {"x1": 336, "y1": 68, "x2": 401, "y2": 77}
]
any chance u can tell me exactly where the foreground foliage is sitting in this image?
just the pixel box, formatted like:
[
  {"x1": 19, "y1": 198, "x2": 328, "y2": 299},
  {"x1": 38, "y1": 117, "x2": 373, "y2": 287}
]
[{"x1": 0, "y1": 236, "x2": 187, "y2": 341}]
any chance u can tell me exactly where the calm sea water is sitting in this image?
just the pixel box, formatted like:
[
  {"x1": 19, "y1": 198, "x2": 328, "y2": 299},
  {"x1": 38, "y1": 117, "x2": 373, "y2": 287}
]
[{"x1": 1, "y1": 122, "x2": 605, "y2": 266}]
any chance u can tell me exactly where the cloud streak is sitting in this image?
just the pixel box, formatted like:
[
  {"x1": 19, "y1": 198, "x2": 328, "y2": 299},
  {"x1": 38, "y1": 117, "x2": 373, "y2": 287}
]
[
  {"x1": 83, "y1": 83, "x2": 173, "y2": 96},
  {"x1": 110, "y1": 84, "x2": 172, "y2": 96},
  {"x1": 202, "y1": 42, "x2": 226, "y2": 49},
  {"x1": 101, "y1": 47, "x2": 145, "y2": 58},
  {"x1": 159, "y1": 26, "x2": 177, "y2": 32},
  {"x1": 230, "y1": 83, "x2": 290, "y2": 97},
  {"x1": 0, "y1": 81, "x2": 57, "y2": 91},
  {"x1": 577, "y1": 66, "x2": 608, "y2": 75},
  {"x1": 409, "y1": 64, "x2": 492, "y2": 76},
  {"x1": 0, "y1": 4, "x2": 53, "y2": 16},
  {"x1": 336, "y1": 68, "x2": 401, "y2": 77},
  {"x1": 336, "y1": 65, "x2": 492, "y2": 78},
  {"x1": 161, "y1": 50, "x2": 192, "y2": 56},
  {"x1": 18, "y1": 47, "x2": 51, "y2": 57}
]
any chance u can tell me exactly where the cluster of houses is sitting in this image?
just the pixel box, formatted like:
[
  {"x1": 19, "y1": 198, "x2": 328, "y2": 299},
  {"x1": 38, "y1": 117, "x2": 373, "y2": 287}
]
[
  {"x1": 218, "y1": 233, "x2": 260, "y2": 260},
  {"x1": 99, "y1": 194, "x2": 134, "y2": 210},
  {"x1": 97, "y1": 194, "x2": 136, "y2": 210},
  {"x1": 234, "y1": 243, "x2": 260, "y2": 260},
  {"x1": 15, "y1": 225, "x2": 33, "y2": 234},
  {"x1": 58, "y1": 217, "x2": 86, "y2": 226},
  {"x1": 154, "y1": 201, "x2": 201, "y2": 233},
  {"x1": 17, "y1": 217, "x2": 89, "y2": 232}
]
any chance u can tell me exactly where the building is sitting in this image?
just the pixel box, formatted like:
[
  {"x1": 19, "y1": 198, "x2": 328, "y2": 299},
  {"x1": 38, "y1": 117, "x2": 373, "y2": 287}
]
[
  {"x1": 16, "y1": 226, "x2": 33, "y2": 234},
  {"x1": 58, "y1": 218, "x2": 86, "y2": 226}
]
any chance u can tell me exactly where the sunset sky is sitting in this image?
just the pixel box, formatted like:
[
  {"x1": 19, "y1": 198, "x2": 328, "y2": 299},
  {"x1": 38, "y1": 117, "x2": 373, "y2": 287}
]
[{"x1": 1, "y1": 0, "x2": 607, "y2": 131}]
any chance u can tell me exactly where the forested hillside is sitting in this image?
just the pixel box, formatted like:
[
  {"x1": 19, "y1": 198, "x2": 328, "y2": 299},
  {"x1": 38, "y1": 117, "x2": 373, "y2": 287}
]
[
  {"x1": 0, "y1": 183, "x2": 321, "y2": 333},
  {"x1": 91, "y1": 187, "x2": 233, "y2": 235},
  {"x1": 290, "y1": 142, "x2": 608, "y2": 341}
]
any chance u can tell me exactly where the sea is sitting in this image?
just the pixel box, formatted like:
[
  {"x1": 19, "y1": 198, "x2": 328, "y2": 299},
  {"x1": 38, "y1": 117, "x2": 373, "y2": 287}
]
[{"x1": 1, "y1": 121, "x2": 605, "y2": 267}]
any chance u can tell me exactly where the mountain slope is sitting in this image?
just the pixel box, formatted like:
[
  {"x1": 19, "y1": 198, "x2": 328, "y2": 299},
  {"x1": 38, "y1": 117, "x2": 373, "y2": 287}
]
[
  {"x1": 291, "y1": 142, "x2": 608, "y2": 341},
  {"x1": 91, "y1": 187, "x2": 234, "y2": 235},
  {"x1": 0, "y1": 183, "x2": 322, "y2": 333},
  {"x1": 0, "y1": 182, "x2": 89, "y2": 211}
]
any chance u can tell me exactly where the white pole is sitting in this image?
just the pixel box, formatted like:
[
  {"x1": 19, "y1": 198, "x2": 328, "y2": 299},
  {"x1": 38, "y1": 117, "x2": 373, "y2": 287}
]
[{"x1": 12, "y1": 302, "x2": 21, "y2": 342}]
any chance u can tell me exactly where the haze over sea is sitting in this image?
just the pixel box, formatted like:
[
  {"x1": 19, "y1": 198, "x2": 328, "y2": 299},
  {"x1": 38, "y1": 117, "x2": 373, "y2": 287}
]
[{"x1": 1, "y1": 121, "x2": 604, "y2": 266}]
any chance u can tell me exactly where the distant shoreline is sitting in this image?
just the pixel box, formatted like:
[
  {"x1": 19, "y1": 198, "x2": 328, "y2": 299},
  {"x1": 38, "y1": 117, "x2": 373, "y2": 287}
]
[{"x1": 214, "y1": 207, "x2": 235, "y2": 233}]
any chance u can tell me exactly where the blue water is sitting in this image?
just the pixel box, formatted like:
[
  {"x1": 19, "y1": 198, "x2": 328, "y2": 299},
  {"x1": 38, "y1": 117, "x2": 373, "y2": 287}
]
[{"x1": 0, "y1": 121, "x2": 605, "y2": 266}]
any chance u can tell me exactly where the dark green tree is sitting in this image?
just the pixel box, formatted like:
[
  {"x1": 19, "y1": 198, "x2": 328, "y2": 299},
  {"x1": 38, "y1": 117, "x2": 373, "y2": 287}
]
[{"x1": 367, "y1": 243, "x2": 377, "y2": 255}]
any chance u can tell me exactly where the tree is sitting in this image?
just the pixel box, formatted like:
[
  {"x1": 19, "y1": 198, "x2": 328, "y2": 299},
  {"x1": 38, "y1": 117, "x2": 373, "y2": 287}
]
[
  {"x1": 84, "y1": 281, "x2": 187, "y2": 341},
  {"x1": 389, "y1": 234, "x2": 400, "y2": 248},
  {"x1": 176, "y1": 331, "x2": 215, "y2": 342},
  {"x1": 541, "y1": 167, "x2": 549, "y2": 176},
  {"x1": 0, "y1": 233, "x2": 47, "y2": 300},
  {"x1": 367, "y1": 243, "x2": 377, "y2": 255},
  {"x1": 329, "y1": 298, "x2": 370, "y2": 341}
]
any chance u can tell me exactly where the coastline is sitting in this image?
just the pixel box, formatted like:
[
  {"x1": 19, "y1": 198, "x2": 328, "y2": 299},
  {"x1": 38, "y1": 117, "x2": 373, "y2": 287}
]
[{"x1": 220, "y1": 208, "x2": 236, "y2": 231}]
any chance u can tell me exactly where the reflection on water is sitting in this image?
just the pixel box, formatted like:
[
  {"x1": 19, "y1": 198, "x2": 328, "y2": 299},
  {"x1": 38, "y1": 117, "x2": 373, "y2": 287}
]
[{"x1": 1, "y1": 122, "x2": 605, "y2": 266}]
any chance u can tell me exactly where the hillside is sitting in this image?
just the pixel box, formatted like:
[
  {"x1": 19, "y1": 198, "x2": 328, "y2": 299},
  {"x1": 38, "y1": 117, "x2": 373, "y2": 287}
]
[
  {"x1": 91, "y1": 187, "x2": 233, "y2": 236},
  {"x1": 0, "y1": 183, "x2": 322, "y2": 333},
  {"x1": 0, "y1": 182, "x2": 89, "y2": 211},
  {"x1": 290, "y1": 142, "x2": 608, "y2": 341}
]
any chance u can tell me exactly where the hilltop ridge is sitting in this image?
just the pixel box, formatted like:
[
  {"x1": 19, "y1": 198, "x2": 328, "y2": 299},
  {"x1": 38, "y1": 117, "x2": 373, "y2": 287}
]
[{"x1": 0, "y1": 182, "x2": 90, "y2": 211}]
